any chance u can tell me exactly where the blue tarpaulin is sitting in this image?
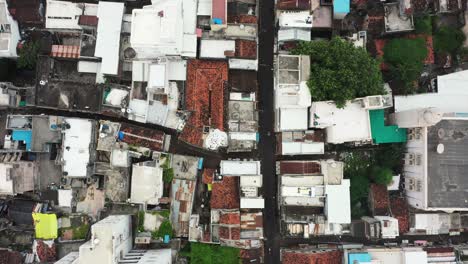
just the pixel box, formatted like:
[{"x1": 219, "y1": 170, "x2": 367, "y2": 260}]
[
  {"x1": 118, "y1": 131, "x2": 125, "y2": 140},
  {"x1": 334, "y1": 0, "x2": 350, "y2": 14},
  {"x1": 12, "y1": 130, "x2": 32, "y2": 151}
]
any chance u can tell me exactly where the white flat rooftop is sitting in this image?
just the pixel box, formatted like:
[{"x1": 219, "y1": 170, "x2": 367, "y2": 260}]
[
  {"x1": 395, "y1": 70, "x2": 468, "y2": 114},
  {"x1": 395, "y1": 94, "x2": 468, "y2": 114},
  {"x1": 310, "y1": 101, "x2": 372, "y2": 144},
  {"x1": 282, "y1": 142, "x2": 324, "y2": 155},
  {"x1": 95, "y1": 1, "x2": 124, "y2": 75},
  {"x1": 62, "y1": 118, "x2": 93, "y2": 177},
  {"x1": 278, "y1": 107, "x2": 309, "y2": 131},
  {"x1": 130, "y1": 0, "x2": 197, "y2": 57},
  {"x1": 46, "y1": 0, "x2": 98, "y2": 29},
  {"x1": 220, "y1": 160, "x2": 261, "y2": 175},
  {"x1": 240, "y1": 198, "x2": 264, "y2": 209},
  {"x1": 200, "y1": 39, "x2": 235, "y2": 59},
  {"x1": 130, "y1": 163, "x2": 163, "y2": 204},
  {"x1": 279, "y1": 11, "x2": 313, "y2": 28},
  {"x1": 325, "y1": 179, "x2": 351, "y2": 224}
]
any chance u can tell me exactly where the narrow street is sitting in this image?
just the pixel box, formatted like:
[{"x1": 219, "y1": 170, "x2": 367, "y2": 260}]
[{"x1": 257, "y1": 0, "x2": 280, "y2": 262}]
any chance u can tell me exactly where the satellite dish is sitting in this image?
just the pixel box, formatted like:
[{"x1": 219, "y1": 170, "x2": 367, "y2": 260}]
[
  {"x1": 437, "y1": 143, "x2": 445, "y2": 154},
  {"x1": 124, "y1": 47, "x2": 136, "y2": 59}
]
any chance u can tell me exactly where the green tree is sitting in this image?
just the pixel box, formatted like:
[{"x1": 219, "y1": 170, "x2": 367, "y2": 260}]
[
  {"x1": 153, "y1": 220, "x2": 173, "y2": 239},
  {"x1": 383, "y1": 38, "x2": 428, "y2": 93},
  {"x1": 163, "y1": 168, "x2": 174, "y2": 183},
  {"x1": 434, "y1": 26, "x2": 466, "y2": 54},
  {"x1": 292, "y1": 37, "x2": 384, "y2": 108},
  {"x1": 17, "y1": 41, "x2": 40, "y2": 70},
  {"x1": 350, "y1": 174, "x2": 370, "y2": 205},
  {"x1": 137, "y1": 211, "x2": 145, "y2": 232},
  {"x1": 188, "y1": 243, "x2": 240, "y2": 264},
  {"x1": 414, "y1": 15, "x2": 432, "y2": 34},
  {"x1": 370, "y1": 166, "x2": 393, "y2": 186}
]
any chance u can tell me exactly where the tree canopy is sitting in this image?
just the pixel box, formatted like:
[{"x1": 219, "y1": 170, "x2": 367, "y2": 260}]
[
  {"x1": 17, "y1": 41, "x2": 40, "y2": 70},
  {"x1": 183, "y1": 243, "x2": 240, "y2": 264},
  {"x1": 383, "y1": 38, "x2": 428, "y2": 93},
  {"x1": 434, "y1": 26, "x2": 466, "y2": 54},
  {"x1": 414, "y1": 15, "x2": 432, "y2": 34},
  {"x1": 292, "y1": 37, "x2": 384, "y2": 108},
  {"x1": 153, "y1": 220, "x2": 174, "y2": 239},
  {"x1": 370, "y1": 166, "x2": 393, "y2": 186}
]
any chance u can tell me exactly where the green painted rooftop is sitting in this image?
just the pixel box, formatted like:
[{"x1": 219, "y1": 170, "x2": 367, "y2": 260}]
[{"x1": 369, "y1": 109, "x2": 407, "y2": 144}]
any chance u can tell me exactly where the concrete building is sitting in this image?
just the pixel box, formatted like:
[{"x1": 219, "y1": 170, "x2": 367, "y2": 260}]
[
  {"x1": 227, "y1": 93, "x2": 258, "y2": 153},
  {"x1": 220, "y1": 160, "x2": 261, "y2": 176},
  {"x1": 351, "y1": 216, "x2": 400, "y2": 240},
  {"x1": 130, "y1": 0, "x2": 197, "y2": 58},
  {"x1": 45, "y1": 0, "x2": 98, "y2": 30},
  {"x1": 345, "y1": 247, "x2": 428, "y2": 264},
  {"x1": 392, "y1": 71, "x2": 468, "y2": 212},
  {"x1": 383, "y1": 2, "x2": 414, "y2": 33},
  {"x1": 128, "y1": 59, "x2": 188, "y2": 130},
  {"x1": 309, "y1": 95, "x2": 403, "y2": 144},
  {"x1": 56, "y1": 215, "x2": 172, "y2": 264},
  {"x1": 61, "y1": 118, "x2": 96, "y2": 178},
  {"x1": 278, "y1": 160, "x2": 350, "y2": 237},
  {"x1": 0, "y1": 0, "x2": 20, "y2": 58},
  {"x1": 130, "y1": 161, "x2": 164, "y2": 205},
  {"x1": 274, "y1": 55, "x2": 311, "y2": 132},
  {"x1": 94, "y1": 2, "x2": 124, "y2": 76},
  {"x1": 0, "y1": 162, "x2": 35, "y2": 195}
]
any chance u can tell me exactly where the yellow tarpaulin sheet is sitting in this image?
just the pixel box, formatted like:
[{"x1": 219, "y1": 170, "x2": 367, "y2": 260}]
[{"x1": 32, "y1": 213, "x2": 58, "y2": 239}]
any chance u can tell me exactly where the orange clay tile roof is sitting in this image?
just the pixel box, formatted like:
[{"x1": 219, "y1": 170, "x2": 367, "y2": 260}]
[
  {"x1": 235, "y1": 40, "x2": 257, "y2": 59},
  {"x1": 219, "y1": 226, "x2": 241, "y2": 240},
  {"x1": 203, "y1": 168, "x2": 215, "y2": 184},
  {"x1": 390, "y1": 197, "x2": 410, "y2": 234},
  {"x1": 119, "y1": 123, "x2": 165, "y2": 151},
  {"x1": 370, "y1": 184, "x2": 390, "y2": 216},
  {"x1": 282, "y1": 250, "x2": 343, "y2": 264},
  {"x1": 220, "y1": 211, "x2": 241, "y2": 225},
  {"x1": 211, "y1": 177, "x2": 240, "y2": 209},
  {"x1": 181, "y1": 60, "x2": 228, "y2": 147},
  {"x1": 375, "y1": 34, "x2": 434, "y2": 70},
  {"x1": 228, "y1": 15, "x2": 257, "y2": 24}
]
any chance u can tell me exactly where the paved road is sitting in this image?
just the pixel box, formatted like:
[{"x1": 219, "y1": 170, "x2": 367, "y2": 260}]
[{"x1": 257, "y1": 0, "x2": 279, "y2": 262}]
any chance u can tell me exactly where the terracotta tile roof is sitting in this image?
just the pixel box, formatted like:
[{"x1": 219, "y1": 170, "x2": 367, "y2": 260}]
[
  {"x1": 277, "y1": 0, "x2": 311, "y2": 10},
  {"x1": 228, "y1": 15, "x2": 257, "y2": 24},
  {"x1": 119, "y1": 123, "x2": 165, "y2": 151},
  {"x1": 219, "y1": 226, "x2": 230, "y2": 239},
  {"x1": 0, "y1": 250, "x2": 22, "y2": 264},
  {"x1": 181, "y1": 60, "x2": 228, "y2": 147},
  {"x1": 369, "y1": 184, "x2": 390, "y2": 216},
  {"x1": 240, "y1": 248, "x2": 262, "y2": 263},
  {"x1": 235, "y1": 40, "x2": 257, "y2": 59},
  {"x1": 425, "y1": 247, "x2": 454, "y2": 254},
  {"x1": 7, "y1": 0, "x2": 43, "y2": 26},
  {"x1": 211, "y1": 177, "x2": 240, "y2": 209},
  {"x1": 241, "y1": 212, "x2": 263, "y2": 229},
  {"x1": 220, "y1": 211, "x2": 241, "y2": 225},
  {"x1": 365, "y1": 15, "x2": 385, "y2": 36},
  {"x1": 51, "y1": 45, "x2": 81, "y2": 59},
  {"x1": 278, "y1": 161, "x2": 321, "y2": 175},
  {"x1": 35, "y1": 240, "x2": 57, "y2": 262},
  {"x1": 231, "y1": 227, "x2": 241, "y2": 240},
  {"x1": 375, "y1": 34, "x2": 434, "y2": 70},
  {"x1": 390, "y1": 197, "x2": 410, "y2": 234},
  {"x1": 202, "y1": 168, "x2": 215, "y2": 184},
  {"x1": 78, "y1": 15, "x2": 99, "y2": 26},
  {"x1": 411, "y1": 0, "x2": 429, "y2": 13},
  {"x1": 282, "y1": 250, "x2": 343, "y2": 264},
  {"x1": 218, "y1": 226, "x2": 241, "y2": 240}
]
